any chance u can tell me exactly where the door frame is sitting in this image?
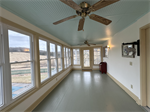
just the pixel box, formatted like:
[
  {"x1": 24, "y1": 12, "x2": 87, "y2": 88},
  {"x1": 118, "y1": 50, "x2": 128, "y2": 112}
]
[
  {"x1": 81, "y1": 48, "x2": 93, "y2": 70},
  {"x1": 140, "y1": 23, "x2": 150, "y2": 106}
]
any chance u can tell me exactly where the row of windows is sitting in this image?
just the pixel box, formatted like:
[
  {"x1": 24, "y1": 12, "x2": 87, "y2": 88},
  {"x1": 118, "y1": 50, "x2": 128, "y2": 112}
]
[
  {"x1": 73, "y1": 48, "x2": 101, "y2": 65},
  {"x1": 0, "y1": 24, "x2": 71, "y2": 109}
]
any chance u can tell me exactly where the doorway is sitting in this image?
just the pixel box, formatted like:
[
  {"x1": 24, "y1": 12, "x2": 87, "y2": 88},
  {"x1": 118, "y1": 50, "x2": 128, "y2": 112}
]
[
  {"x1": 81, "y1": 48, "x2": 92, "y2": 70},
  {"x1": 140, "y1": 23, "x2": 150, "y2": 107}
]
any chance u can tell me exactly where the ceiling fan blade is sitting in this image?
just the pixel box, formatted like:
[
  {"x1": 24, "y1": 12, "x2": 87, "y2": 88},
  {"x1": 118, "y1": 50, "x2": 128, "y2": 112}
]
[
  {"x1": 89, "y1": 14, "x2": 112, "y2": 25},
  {"x1": 60, "y1": 0, "x2": 82, "y2": 12},
  {"x1": 78, "y1": 18, "x2": 85, "y2": 31},
  {"x1": 53, "y1": 15, "x2": 77, "y2": 25},
  {"x1": 89, "y1": 0, "x2": 119, "y2": 12},
  {"x1": 87, "y1": 43, "x2": 90, "y2": 46}
]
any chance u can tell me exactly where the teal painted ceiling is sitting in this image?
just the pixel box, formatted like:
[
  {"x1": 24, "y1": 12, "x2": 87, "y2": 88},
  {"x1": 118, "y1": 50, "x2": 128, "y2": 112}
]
[{"x1": 0, "y1": 0, "x2": 150, "y2": 46}]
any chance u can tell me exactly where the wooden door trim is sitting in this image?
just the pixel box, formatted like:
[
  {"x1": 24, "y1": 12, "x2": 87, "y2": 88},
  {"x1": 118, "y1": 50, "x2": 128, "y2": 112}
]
[{"x1": 140, "y1": 23, "x2": 150, "y2": 106}]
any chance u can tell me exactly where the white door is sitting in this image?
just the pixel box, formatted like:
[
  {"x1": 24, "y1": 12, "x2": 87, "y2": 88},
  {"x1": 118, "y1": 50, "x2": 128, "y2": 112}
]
[{"x1": 146, "y1": 27, "x2": 150, "y2": 108}]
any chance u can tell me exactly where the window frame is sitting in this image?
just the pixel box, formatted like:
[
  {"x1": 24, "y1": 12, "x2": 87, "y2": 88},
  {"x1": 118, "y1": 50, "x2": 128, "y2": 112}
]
[
  {"x1": 73, "y1": 49, "x2": 80, "y2": 65},
  {"x1": 93, "y1": 47, "x2": 102, "y2": 65},
  {"x1": 0, "y1": 24, "x2": 4, "y2": 107},
  {"x1": 57, "y1": 45, "x2": 62, "y2": 72},
  {"x1": 50, "y1": 43, "x2": 57, "y2": 76},
  {"x1": 7, "y1": 26, "x2": 35, "y2": 99},
  {"x1": 64, "y1": 47, "x2": 67, "y2": 69},
  {"x1": 39, "y1": 38, "x2": 50, "y2": 83}
]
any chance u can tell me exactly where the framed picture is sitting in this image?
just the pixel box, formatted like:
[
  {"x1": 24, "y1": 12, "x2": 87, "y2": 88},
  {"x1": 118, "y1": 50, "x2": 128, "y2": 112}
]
[
  {"x1": 122, "y1": 44, "x2": 135, "y2": 58},
  {"x1": 103, "y1": 46, "x2": 109, "y2": 58}
]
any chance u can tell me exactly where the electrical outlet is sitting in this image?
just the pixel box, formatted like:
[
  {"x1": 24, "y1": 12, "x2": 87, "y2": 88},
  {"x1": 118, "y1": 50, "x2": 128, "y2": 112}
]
[
  {"x1": 131, "y1": 85, "x2": 133, "y2": 89},
  {"x1": 130, "y1": 62, "x2": 132, "y2": 66}
]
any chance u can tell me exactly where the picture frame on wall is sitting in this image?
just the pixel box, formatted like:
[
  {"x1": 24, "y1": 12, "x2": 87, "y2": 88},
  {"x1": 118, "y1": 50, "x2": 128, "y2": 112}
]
[
  {"x1": 122, "y1": 44, "x2": 135, "y2": 58},
  {"x1": 103, "y1": 46, "x2": 109, "y2": 58}
]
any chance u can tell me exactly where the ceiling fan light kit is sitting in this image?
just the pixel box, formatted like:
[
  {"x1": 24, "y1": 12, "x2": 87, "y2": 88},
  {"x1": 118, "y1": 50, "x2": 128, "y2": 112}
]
[{"x1": 53, "y1": 0, "x2": 119, "y2": 31}]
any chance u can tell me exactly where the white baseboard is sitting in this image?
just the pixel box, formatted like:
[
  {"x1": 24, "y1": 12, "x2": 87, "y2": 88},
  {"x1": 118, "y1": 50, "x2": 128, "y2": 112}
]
[{"x1": 107, "y1": 72, "x2": 141, "y2": 105}]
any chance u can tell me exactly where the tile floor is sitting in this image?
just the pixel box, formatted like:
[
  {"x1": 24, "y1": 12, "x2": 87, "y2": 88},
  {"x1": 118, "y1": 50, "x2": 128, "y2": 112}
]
[{"x1": 33, "y1": 70, "x2": 145, "y2": 112}]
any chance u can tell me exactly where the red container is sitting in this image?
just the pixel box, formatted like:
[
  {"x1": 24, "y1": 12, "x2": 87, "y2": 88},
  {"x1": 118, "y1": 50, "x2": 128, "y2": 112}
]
[{"x1": 99, "y1": 62, "x2": 107, "y2": 74}]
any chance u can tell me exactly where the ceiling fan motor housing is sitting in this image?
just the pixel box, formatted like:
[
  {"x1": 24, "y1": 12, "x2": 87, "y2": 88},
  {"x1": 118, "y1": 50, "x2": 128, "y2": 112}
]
[{"x1": 76, "y1": 2, "x2": 91, "y2": 18}]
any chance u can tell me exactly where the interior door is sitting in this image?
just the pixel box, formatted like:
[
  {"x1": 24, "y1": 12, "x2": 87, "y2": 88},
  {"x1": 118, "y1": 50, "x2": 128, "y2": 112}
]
[
  {"x1": 146, "y1": 27, "x2": 150, "y2": 108},
  {"x1": 82, "y1": 48, "x2": 92, "y2": 70}
]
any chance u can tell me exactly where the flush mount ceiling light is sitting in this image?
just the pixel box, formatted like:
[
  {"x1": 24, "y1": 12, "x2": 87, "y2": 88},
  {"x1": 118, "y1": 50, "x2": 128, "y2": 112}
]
[{"x1": 53, "y1": 0, "x2": 120, "y2": 31}]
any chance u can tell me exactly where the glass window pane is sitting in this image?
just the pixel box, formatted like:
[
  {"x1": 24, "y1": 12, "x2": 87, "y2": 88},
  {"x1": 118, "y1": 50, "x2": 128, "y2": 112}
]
[
  {"x1": 64, "y1": 58, "x2": 66, "y2": 68},
  {"x1": 66, "y1": 48, "x2": 68, "y2": 57},
  {"x1": 11, "y1": 62, "x2": 33, "y2": 98},
  {"x1": 73, "y1": 49, "x2": 80, "y2": 65},
  {"x1": 51, "y1": 59, "x2": 57, "y2": 76},
  {"x1": 57, "y1": 45, "x2": 61, "y2": 58},
  {"x1": 94, "y1": 48, "x2": 101, "y2": 64},
  {"x1": 50, "y1": 43, "x2": 56, "y2": 58},
  {"x1": 39, "y1": 39, "x2": 47, "y2": 60},
  {"x1": 40, "y1": 60, "x2": 49, "y2": 82},
  {"x1": 8, "y1": 30, "x2": 31, "y2": 63},
  {"x1": 0, "y1": 66, "x2": 3, "y2": 107},
  {"x1": 84, "y1": 50, "x2": 90, "y2": 67},
  {"x1": 64, "y1": 47, "x2": 65, "y2": 57},
  {"x1": 58, "y1": 58, "x2": 62, "y2": 72}
]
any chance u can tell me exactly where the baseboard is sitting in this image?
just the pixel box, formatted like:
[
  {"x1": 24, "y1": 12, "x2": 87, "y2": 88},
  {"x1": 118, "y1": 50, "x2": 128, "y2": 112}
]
[
  {"x1": 107, "y1": 72, "x2": 141, "y2": 105},
  {"x1": 25, "y1": 69, "x2": 73, "y2": 112}
]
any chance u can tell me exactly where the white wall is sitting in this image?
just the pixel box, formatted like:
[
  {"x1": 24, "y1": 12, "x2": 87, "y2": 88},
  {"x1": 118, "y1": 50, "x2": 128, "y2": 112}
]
[{"x1": 103, "y1": 12, "x2": 150, "y2": 99}]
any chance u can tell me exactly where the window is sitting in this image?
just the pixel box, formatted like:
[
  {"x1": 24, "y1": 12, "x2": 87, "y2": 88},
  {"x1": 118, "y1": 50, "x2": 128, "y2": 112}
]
[
  {"x1": 0, "y1": 67, "x2": 3, "y2": 107},
  {"x1": 64, "y1": 47, "x2": 66, "y2": 68},
  {"x1": 0, "y1": 29, "x2": 3, "y2": 107},
  {"x1": 66, "y1": 48, "x2": 69, "y2": 67},
  {"x1": 94, "y1": 48, "x2": 101, "y2": 64},
  {"x1": 39, "y1": 39, "x2": 49, "y2": 82},
  {"x1": 57, "y1": 45, "x2": 62, "y2": 72},
  {"x1": 50, "y1": 43, "x2": 57, "y2": 76},
  {"x1": 73, "y1": 49, "x2": 80, "y2": 65},
  {"x1": 68, "y1": 49, "x2": 71, "y2": 66},
  {"x1": 8, "y1": 30, "x2": 34, "y2": 99}
]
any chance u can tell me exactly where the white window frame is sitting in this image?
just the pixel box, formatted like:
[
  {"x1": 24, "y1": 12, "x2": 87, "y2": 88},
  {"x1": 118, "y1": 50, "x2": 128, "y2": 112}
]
[
  {"x1": 0, "y1": 24, "x2": 35, "y2": 110},
  {"x1": 0, "y1": 23, "x2": 4, "y2": 108},
  {"x1": 57, "y1": 45, "x2": 62, "y2": 72},
  {"x1": 50, "y1": 43, "x2": 57, "y2": 76},
  {"x1": 8, "y1": 26, "x2": 35, "y2": 99},
  {"x1": 66, "y1": 48, "x2": 69, "y2": 67},
  {"x1": 68, "y1": 49, "x2": 71, "y2": 66},
  {"x1": 93, "y1": 48, "x2": 101, "y2": 65},
  {"x1": 73, "y1": 49, "x2": 80, "y2": 65},
  {"x1": 39, "y1": 38, "x2": 50, "y2": 82},
  {"x1": 64, "y1": 47, "x2": 67, "y2": 69}
]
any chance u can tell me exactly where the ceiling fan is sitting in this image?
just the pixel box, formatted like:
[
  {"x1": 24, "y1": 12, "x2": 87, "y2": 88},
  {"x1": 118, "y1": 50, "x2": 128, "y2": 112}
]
[
  {"x1": 53, "y1": 0, "x2": 120, "y2": 31},
  {"x1": 78, "y1": 40, "x2": 96, "y2": 46}
]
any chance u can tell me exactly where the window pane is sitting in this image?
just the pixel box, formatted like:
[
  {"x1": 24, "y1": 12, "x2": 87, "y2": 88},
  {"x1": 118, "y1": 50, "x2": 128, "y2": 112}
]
[
  {"x1": 84, "y1": 50, "x2": 90, "y2": 67},
  {"x1": 11, "y1": 62, "x2": 33, "y2": 98},
  {"x1": 64, "y1": 47, "x2": 65, "y2": 57},
  {"x1": 40, "y1": 60, "x2": 49, "y2": 82},
  {"x1": 64, "y1": 58, "x2": 66, "y2": 68},
  {"x1": 94, "y1": 48, "x2": 101, "y2": 64},
  {"x1": 73, "y1": 49, "x2": 80, "y2": 65},
  {"x1": 0, "y1": 66, "x2": 3, "y2": 107},
  {"x1": 58, "y1": 58, "x2": 62, "y2": 72},
  {"x1": 74, "y1": 57, "x2": 80, "y2": 65},
  {"x1": 39, "y1": 39, "x2": 47, "y2": 60},
  {"x1": 57, "y1": 45, "x2": 61, "y2": 58},
  {"x1": 51, "y1": 59, "x2": 57, "y2": 76},
  {"x1": 50, "y1": 43, "x2": 56, "y2": 58},
  {"x1": 8, "y1": 30, "x2": 31, "y2": 63}
]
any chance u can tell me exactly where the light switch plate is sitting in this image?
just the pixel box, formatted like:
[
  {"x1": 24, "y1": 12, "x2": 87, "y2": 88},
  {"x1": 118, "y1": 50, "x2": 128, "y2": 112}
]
[{"x1": 130, "y1": 62, "x2": 132, "y2": 66}]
